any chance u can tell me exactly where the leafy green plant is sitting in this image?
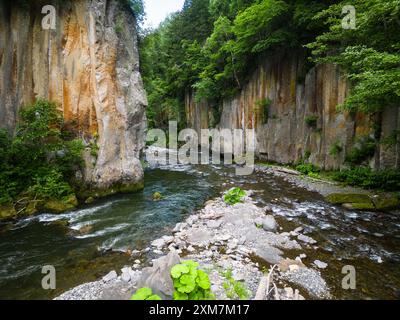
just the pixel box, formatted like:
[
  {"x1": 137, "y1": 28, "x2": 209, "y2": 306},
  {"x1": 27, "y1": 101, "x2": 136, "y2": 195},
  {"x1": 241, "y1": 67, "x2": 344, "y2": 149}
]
[
  {"x1": 345, "y1": 136, "x2": 376, "y2": 166},
  {"x1": 329, "y1": 141, "x2": 343, "y2": 157},
  {"x1": 305, "y1": 115, "x2": 318, "y2": 129},
  {"x1": 255, "y1": 98, "x2": 272, "y2": 124},
  {"x1": 223, "y1": 187, "x2": 246, "y2": 205},
  {"x1": 221, "y1": 269, "x2": 250, "y2": 300},
  {"x1": 0, "y1": 99, "x2": 83, "y2": 207},
  {"x1": 295, "y1": 163, "x2": 320, "y2": 176},
  {"x1": 130, "y1": 287, "x2": 162, "y2": 300},
  {"x1": 171, "y1": 260, "x2": 215, "y2": 300},
  {"x1": 330, "y1": 167, "x2": 400, "y2": 191}
]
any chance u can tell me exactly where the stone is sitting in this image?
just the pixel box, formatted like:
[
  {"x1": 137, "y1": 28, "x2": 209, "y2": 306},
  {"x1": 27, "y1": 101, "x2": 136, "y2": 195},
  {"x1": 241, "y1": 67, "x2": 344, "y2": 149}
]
[
  {"x1": 313, "y1": 260, "x2": 328, "y2": 269},
  {"x1": 342, "y1": 202, "x2": 375, "y2": 210},
  {"x1": 43, "y1": 195, "x2": 78, "y2": 213},
  {"x1": 262, "y1": 215, "x2": 278, "y2": 232},
  {"x1": 151, "y1": 238, "x2": 166, "y2": 248},
  {"x1": 254, "y1": 245, "x2": 284, "y2": 265},
  {"x1": 372, "y1": 195, "x2": 400, "y2": 210},
  {"x1": 207, "y1": 220, "x2": 222, "y2": 229},
  {"x1": 278, "y1": 259, "x2": 305, "y2": 272},
  {"x1": 297, "y1": 234, "x2": 317, "y2": 245},
  {"x1": 282, "y1": 268, "x2": 329, "y2": 298},
  {"x1": 325, "y1": 193, "x2": 372, "y2": 205},
  {"x1": 85, "y1": 197, "x2": 95, "y2": 205},
  {"x1": 121, "y1": 267, "x2": 132, "y2": 282},
  {"x1": 102, "y1": 270, "x2": 117, "y2": 282},
  {"x1": 0, "y1": 204, "x2": 17, "y2": 220},
  {"x1": 136, "y1": 251, "x2": 180, "y2": 299}
]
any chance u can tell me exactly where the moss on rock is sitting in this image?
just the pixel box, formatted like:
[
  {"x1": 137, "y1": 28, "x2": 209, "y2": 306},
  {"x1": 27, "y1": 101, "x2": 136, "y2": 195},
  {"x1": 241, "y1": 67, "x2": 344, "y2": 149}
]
[
  {"x1": 0, "y1": 204, "x2": 16, "y2": 220},
  {"x1": 43, "y1": 195, "x2": 78, "y2": 213},
  {"x1": 325, "y1": 193, "x2": 372, "y2": 204},
  {"x1": 372, "y1": 195, "x2": 400, "y2": 210}
]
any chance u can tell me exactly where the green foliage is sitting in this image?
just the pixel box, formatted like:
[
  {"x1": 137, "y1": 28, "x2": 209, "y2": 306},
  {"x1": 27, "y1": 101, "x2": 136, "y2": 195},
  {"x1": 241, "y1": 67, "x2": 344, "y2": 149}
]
[
  {"x1": 255, "y1": 98, "x2": 272, "y2": 123},
  {"x1": 0, "y1": 99, "x2": 83, "y2": 206},
  {"x1": 307, "y1": 0, "x2": 400, "y2": 113},
  {"x1": 140, "y1": 0, "x2": 334, "y2": 124},
  {"x1": 223, "y1": 187, "x2": 246, "y2": 205},
  {"x1": 296, "y1": 163, "x2": 320, "y2": 175},
  {"x1": 331, "y1": 167, "x2": 400, "y2": 191},
  {"x1": 329, "y1": 141, "x2": 343, "y2": 157},
  {"x1": 222, "y1": 268, "x2": 250, "y2": 300},
  {"x1": 171, "y1": 260, "x2": 215, "y2": 300},
  {"x1": 345, "y1": 136, "x2": 376, "y2": 166},
  {"x1": 130, "y1": 287, "x2": 162, "y2": 300},
  {"x1": 304, "y1": 115, "x2": 318, "y2": 129}
]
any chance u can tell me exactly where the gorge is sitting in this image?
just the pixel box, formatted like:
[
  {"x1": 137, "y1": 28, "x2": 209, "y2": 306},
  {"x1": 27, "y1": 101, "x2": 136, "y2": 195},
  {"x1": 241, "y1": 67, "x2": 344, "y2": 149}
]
[{"x1": 0, "y1": 0, "x2": 399, "y2": 301}]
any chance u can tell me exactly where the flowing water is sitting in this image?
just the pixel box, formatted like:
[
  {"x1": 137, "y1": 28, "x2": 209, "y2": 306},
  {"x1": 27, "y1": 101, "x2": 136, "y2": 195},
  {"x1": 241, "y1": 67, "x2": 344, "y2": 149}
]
[{"x1": 0, "y1": 160, "x2": 399, "y2": 300}]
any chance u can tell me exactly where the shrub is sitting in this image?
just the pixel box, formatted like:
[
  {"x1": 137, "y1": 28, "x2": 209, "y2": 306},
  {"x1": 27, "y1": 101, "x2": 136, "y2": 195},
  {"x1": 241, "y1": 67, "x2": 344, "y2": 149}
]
[
  {"x1": 224, "y1": 187, "x2": 246, "y2": 205},
  {"x1": 305, "y1": 115, "x2": 318, "y2": 129},
  {"x1": 345, "y1": 136, "x2": 376, "y2": 166},
  {"x1": 295, "y1": 163, "x2": 320, "y2": 175},
  {"x1": 130, "y1": 287, "x2": 162, "y2": 300},
  {"x1": 329, "y1": 141, "x2": 343, "y2": 157},
  {"x1": 171, "y1": 260, "x2": 215, "y2": 300},
  {"x1": 0, "y1": 99, "x2": 83, "y2": 206},
  {"x1": 331, "y1": 167, "x2": 400, "y2": 191}
]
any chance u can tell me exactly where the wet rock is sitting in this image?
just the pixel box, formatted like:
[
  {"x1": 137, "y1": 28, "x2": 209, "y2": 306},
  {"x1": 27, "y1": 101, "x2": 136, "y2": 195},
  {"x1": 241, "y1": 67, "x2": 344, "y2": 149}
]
[
  {"x1": 151, "y1": 238, "x2": 165, "y2": 248},
  {"x1": 136, "y1": 251, "x2": 180, "y2": 299},
  {"x1": 152, "y1": 192, "x2": 162, "y2": 201},
  {"x1": 313, "y1": 260, "x2": 328, "y2": 269},
  {"x1": 297, "y1": 234, "x2": 317, "y2": 245},
  {"x1": 372, "y1": 194, "x2": 400, "y2": 210},
  {"x1": 121, "y1": 267, "x2": 133, "y2": 282},
  {"x1": 78, "y1": 224, "x2": 94, "y2": 235},
  {"x1": 102, "y1": 270, "x2": 117, "y2": 282}
]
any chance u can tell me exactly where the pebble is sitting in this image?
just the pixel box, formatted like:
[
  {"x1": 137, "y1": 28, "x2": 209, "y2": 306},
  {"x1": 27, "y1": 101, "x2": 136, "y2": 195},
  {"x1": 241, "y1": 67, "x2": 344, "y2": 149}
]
[
  {"x1": 313, "y1": 260, "x2": 328, "y2": 269},
  {"x1": 102, "y1": 270, "x2": 117, "y2": 282}
]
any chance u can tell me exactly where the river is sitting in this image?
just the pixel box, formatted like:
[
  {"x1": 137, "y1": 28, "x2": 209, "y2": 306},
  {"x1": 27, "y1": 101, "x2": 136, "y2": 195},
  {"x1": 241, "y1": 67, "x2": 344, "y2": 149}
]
[{"x1": 0, "y1": 161, "x2": 399, "y2": 300}]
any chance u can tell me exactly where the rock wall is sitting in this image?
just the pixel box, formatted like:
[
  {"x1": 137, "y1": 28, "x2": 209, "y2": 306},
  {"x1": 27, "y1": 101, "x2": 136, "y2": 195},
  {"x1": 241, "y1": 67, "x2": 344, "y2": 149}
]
[
  {"x1": 0, "y1": 0, "x2": 147, "y2": 192},
  {"x1": 186, "y1": 51, "x2": 400, "y2": 170}
]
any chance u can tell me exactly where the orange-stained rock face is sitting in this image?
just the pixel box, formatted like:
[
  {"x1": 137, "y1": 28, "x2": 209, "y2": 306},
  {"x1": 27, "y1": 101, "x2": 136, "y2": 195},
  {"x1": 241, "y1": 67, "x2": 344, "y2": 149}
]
[
  {"x1": 186, "y1": 51, "x2": 400, "y2": 170},
  {"x1": 0, "y1": 0, "x2": 147, "y2": 190}
]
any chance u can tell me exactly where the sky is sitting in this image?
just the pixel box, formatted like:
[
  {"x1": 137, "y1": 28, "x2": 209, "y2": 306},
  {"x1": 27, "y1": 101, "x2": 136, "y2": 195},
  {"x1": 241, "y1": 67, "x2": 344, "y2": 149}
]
[{"x1": 143, "y1": 0, "x2": 185, "y2": 28}]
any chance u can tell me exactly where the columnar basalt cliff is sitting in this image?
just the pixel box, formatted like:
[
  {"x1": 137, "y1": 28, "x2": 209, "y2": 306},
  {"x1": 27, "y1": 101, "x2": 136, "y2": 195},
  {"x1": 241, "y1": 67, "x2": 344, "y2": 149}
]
[
  {"x1": 0, "y1": 0, "x2": 147, "y2": 193},
  {"x1": 186, "y1": 51, "x2": 400, "y2": 170}
]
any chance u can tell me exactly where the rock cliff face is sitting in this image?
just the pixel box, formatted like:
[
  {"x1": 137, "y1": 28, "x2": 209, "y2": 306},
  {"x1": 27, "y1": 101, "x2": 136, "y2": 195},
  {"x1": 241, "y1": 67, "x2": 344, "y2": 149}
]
[
  {"x1": 186, "y1": 51, "x2": 400, "y2": 170},
  {"x1": 0, "y1": 0, "x2": 147, "y2": 192}
]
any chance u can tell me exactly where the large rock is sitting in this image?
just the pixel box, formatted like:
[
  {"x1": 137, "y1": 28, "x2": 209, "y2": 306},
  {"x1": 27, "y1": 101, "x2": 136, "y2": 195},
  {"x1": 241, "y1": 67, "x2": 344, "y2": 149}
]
[
  {"x1": 262, "y1": 215, "x2": 278, "y2": 232},
  {"x1": 136, "y1": 251, "x2": 180, "y2": 299},
  {"x1": 0, "y1": 0, "x2": 147, "y2": 194},
  {"x1": 254, "y1": 245, "x2": 284, "y2": 265}
]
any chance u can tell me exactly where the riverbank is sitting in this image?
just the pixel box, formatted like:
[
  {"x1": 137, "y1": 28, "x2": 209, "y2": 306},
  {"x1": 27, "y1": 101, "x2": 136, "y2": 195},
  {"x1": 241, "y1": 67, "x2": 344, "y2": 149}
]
[{"x1": 57, "y1": 165, "x2": 343, "y2": 300}]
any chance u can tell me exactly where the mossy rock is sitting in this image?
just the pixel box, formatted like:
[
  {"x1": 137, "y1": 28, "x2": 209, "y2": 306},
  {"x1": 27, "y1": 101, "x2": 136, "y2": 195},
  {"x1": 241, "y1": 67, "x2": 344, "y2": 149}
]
[
  {"x1": 85, "y1": 197, "x2": 95, "y2": 204},
  {"x1": 77, "y1": 181, "x2": 144, "y2": 200},
  {"x1": 325, "y1": 193, "x2": 372, "y2": 204},
  {"x1": 342, "y1": 202, "x2": 376, "y2": 210},
  {"x1": 0, "y1": 204, "x2": 17, "y2": 220},
  {"x1": 24, "y1": 201, "x2": 39, "y2": 216},
  {"x1": 372, "y1": 195, "x2": 400, "y2": 210},
  {"x1": 43, "y1": 195, "x2": 78, "y2": 213},
  {"x1": 152, "y1": 192, "x2": 162, "y2": 201}
]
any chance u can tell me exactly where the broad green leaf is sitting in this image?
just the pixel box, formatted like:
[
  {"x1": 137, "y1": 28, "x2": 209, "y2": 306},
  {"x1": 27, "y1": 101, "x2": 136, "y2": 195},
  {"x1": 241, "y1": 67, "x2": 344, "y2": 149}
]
[{"x1": 131, "y1": 287, "x2": 152, "y2": 300}]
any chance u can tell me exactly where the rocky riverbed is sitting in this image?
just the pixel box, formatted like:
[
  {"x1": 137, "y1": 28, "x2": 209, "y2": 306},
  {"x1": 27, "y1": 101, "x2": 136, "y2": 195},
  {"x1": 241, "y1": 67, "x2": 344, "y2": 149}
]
[{"x1": 56, "y1": 186, "x2": 331, "y2": 300}]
